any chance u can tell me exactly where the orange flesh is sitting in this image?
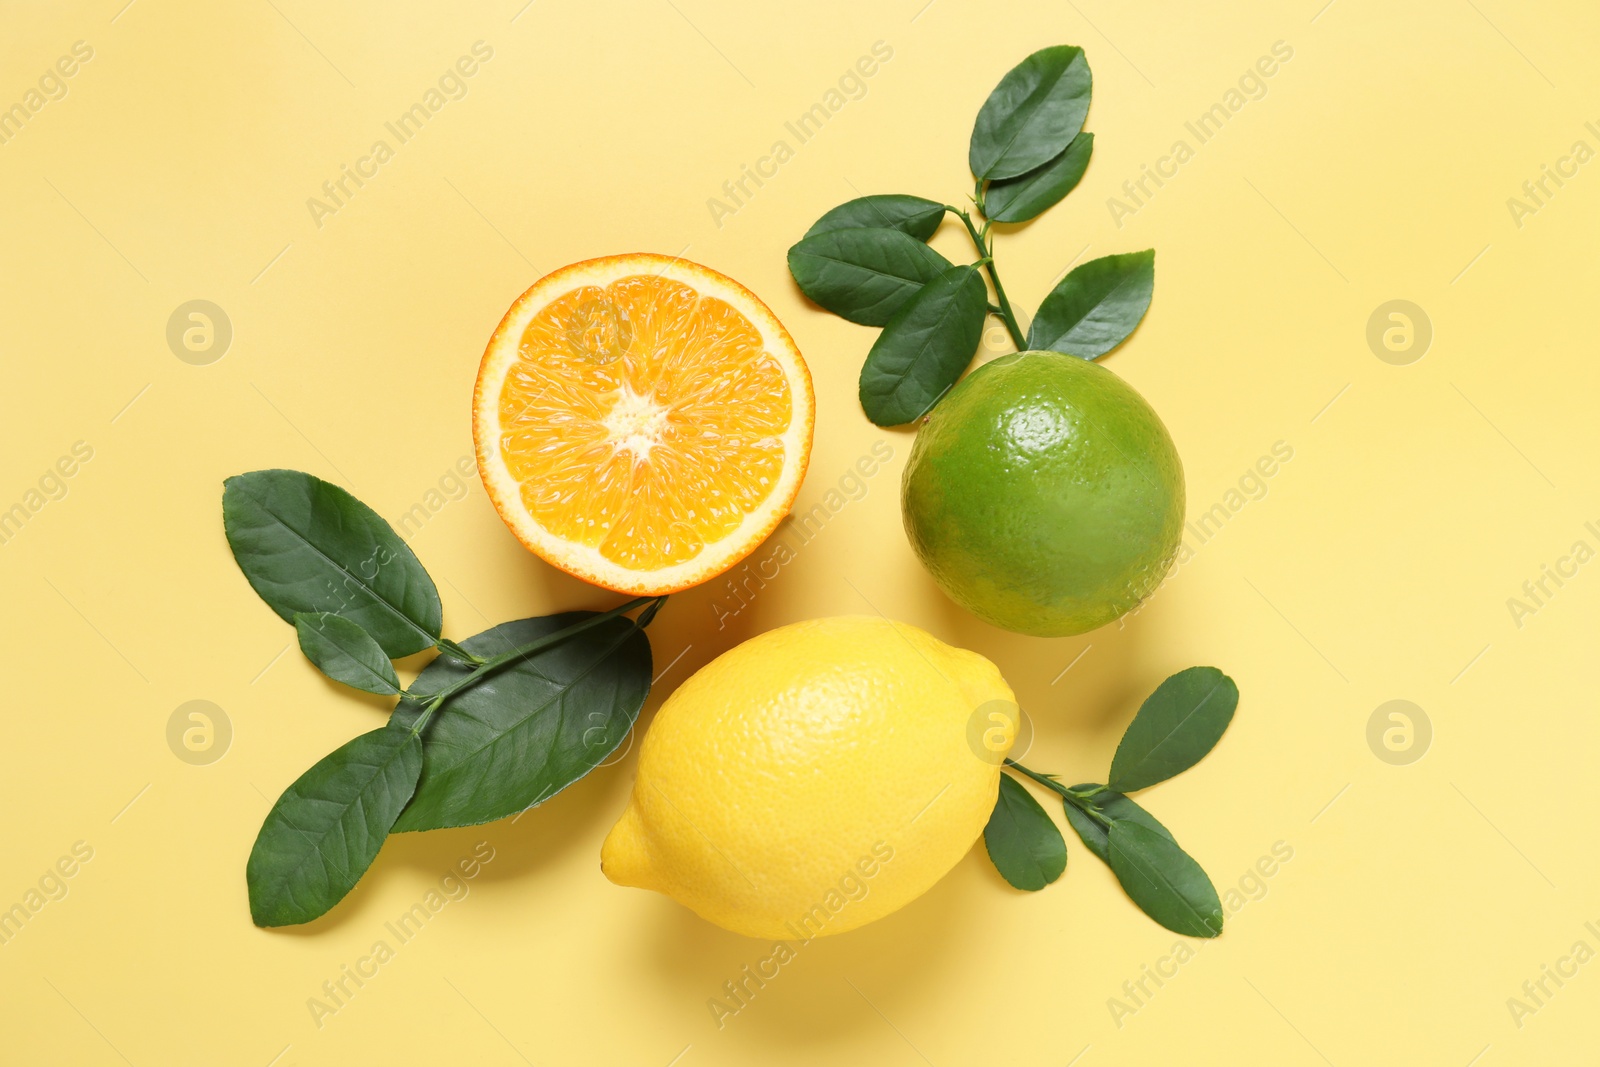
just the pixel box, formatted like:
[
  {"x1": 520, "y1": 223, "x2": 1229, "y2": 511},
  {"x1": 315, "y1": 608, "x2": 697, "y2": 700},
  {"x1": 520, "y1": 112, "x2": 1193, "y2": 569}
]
[{"x1": 497, "y1": 274, "x2": 793, "y2": 572}]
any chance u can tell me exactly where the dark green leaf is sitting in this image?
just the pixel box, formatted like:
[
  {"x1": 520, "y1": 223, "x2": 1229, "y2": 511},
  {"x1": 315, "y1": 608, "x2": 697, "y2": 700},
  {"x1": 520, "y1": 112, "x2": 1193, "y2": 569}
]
[
  {"x1": 1108, "y1": 821, "x2": 1223, "y2": 938},
  {"x1": 786, "y1": 227, "x2": 952, "y2": 326},
  {"x1": 223, "y1": 470, "x2": 442, "y2": 658},
  {"x1": 1060, "y1": 785, "x2": 1174, "y2": 864},
  {"x1": 1026, "y1": 250, "x2": 1155, "y2": 359},
  {"x1": 803, "y1": 194, "x2": 946, "y2": 241},
  {"x1": 985, "y1": 132, "x2": 1094, "y2": 223},
  {"x1": 246, "y1": 723, "x2": 422, "y2": 927},
  {"x1": 294, "y1": 612, "x2": 400, "y2": 695},
  {"x1": 984, "y1": 774, "x2": 1067, "y2": 891},
  {"x1": 1108, "y1": 667, "x2": 1238, "y2": 794},
  {"x1": 391, "y1": 612, "x2": 652, "y2": 831},
  {"x1": 969, "y1": 45, "x2": 1092, "y2": 180},
  {"x1": 858, "y1": 264, "x2": 987, "y2": 426}
]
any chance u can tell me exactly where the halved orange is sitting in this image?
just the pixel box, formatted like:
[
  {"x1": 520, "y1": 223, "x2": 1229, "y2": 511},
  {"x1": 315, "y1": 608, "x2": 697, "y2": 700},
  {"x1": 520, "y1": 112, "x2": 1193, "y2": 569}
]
[{"x1": 473, "y1": 254, "x2": 814, "y2": 594}]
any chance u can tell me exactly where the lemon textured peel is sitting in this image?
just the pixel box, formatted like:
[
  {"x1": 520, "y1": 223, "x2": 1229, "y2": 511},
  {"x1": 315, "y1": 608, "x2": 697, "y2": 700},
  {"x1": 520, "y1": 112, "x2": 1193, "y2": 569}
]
[
  {"x1": 601, "y1": 616, "x2": 1017, "y2": 939},
  {"x1": 473, "y1": 254, "x2": 814, "y2": 595}
]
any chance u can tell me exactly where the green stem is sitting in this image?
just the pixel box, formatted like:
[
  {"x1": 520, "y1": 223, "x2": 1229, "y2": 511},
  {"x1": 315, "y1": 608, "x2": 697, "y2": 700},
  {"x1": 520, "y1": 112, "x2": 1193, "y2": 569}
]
[
  {"x1": 636, "y1": 595, "x2": 668, "y2": 629},
  {"x1": 950, "y1": 207, "x2": 1025, "y2": 350},
  {"x1": 406, "y1": 694, "x2": 448, "y2": 739},
  {"x1": 1004, "y1": 759, "x2": 1113, "y2": 828},
  {"x1": 1004, "y1": 758, "x2": 1066, "y2": 795},
  {"x1": 405, "y1": 594, "x2": 666, "y2": 737},
  {"x1": 435, "y1": 637, "x2": 485, "y2": 666}
]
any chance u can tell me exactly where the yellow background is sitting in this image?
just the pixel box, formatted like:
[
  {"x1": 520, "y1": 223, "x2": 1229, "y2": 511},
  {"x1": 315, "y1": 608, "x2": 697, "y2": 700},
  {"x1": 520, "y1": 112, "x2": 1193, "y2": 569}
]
[{"x1": 3, "y1": 0, "x2": 1596, "y2": 1063}]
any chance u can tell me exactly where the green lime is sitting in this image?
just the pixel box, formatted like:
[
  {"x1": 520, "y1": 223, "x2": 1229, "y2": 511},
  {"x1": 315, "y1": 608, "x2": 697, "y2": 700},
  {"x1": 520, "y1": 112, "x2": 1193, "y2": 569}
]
[{"x1": 901, "y1": 351, "x2": 1184, "y2": 637}]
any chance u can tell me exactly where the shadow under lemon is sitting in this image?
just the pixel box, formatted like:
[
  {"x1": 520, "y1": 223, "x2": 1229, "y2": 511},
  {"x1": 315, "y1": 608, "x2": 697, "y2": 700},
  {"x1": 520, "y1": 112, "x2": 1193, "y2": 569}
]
[{"x1": 638, "y1": 839, "x2": 977, "y2": 1044}]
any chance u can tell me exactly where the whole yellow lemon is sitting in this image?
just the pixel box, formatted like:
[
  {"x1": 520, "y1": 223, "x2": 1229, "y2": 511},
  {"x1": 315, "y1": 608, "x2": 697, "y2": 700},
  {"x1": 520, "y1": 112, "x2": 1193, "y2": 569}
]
[{"x1": 601, "y1": 615, "x2": 1017, "y2": 938}]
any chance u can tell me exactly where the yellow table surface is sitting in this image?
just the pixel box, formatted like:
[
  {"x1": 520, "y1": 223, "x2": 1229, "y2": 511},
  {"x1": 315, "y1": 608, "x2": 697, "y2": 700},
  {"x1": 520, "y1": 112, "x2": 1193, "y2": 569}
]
[{"x1": 4, "y1": 1, "x2": 1597, "y2": 1063}]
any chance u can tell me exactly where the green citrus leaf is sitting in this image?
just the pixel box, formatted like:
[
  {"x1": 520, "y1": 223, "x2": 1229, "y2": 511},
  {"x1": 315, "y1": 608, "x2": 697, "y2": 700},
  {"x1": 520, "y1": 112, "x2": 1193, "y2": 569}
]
[
  {"x1": 1107, "y1": 821, "x2": 1223, "y2": 938},
  {"x1": 858, "y1": 263, "x2": 987, "y2": 426},
  {"x1": 391, "y1": 612, "x2": 651, "y2": 832},
  {"x1": 223, "y1": 469, "x2": 442, "y2": 657},
  {"x1": 985, "y1": 132, "x2": 1093, "y2": 223},
  {"x1": 1027, "y1": 250, "x2": 1155, "y2": 360},
  {"x1": 969, "y1": 45, "x2": 1092, "y2": 180},
  {"x1": 803, "y1": 194, "x2": 946, "y2": 241},
  {"x1": 246, "y1": 723, "x2": 422, "y2": 927},
  {"x1": 1059, "y1": 785, "x2": 1174, "y2": 864},
  {"x1": 1108, "y1": 667, "x2": 1238, "y2": 794},
  {"x1": 786, "y1": 227, "x2": 952, "y2": 326},
  {"x1": 983, "y1": 774, "x2": 1067, "y2": 891},
  {"x1": 294, "y1": 612, "x2": 400, "y2": 695}
]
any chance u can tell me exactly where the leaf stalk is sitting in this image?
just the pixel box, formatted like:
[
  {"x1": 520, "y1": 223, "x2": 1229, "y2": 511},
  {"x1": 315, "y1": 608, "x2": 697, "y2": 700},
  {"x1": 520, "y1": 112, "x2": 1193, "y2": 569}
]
[
  {"x1": 951, "y1": 207, "x2": 1025, "y2": 349},
  {"x1": 1004, "y1": 758, "x2": 1113, "y2": 827}
]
